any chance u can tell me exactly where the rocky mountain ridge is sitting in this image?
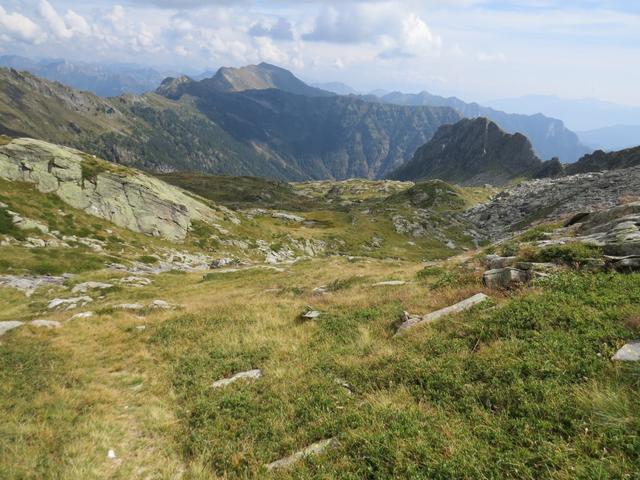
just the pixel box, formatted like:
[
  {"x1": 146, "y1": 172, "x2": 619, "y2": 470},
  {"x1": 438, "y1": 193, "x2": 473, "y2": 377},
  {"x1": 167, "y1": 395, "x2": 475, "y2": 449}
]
[
  {"x1": 380, "y1": 90, "x2": 591, "y2": 162},
  {"x1": 389, "y1": 118, "x2": 562, "y2": 186}
]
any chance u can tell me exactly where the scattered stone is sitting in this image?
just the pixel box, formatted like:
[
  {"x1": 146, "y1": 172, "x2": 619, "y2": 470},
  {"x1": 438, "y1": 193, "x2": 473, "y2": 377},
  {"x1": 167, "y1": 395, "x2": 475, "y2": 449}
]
[
  {"x1": 611, "y1": 342, "x2": 640, "y2": 361},
  {"x1": 0, "y1": 274, "x2": 68, "y2": 297},
  {"x1": 150, "y1": 300, "x2": 172, "y2": 309},
  {"x1": 212, "y1": 369, "x2": 263, "y2": 388},
  {"x1": 210, "y1": 258, "x2": 237, "y2": 269},
  {"x1": 107, "y1": 449, "x2": 117, "y2": 460},
  {"x1": 396, "y1": 293, "x2": 490, "y2": 334},
  {"x1": 0, "y1": 321, "x2": 24, "y2": 336},
  {"x1": 272, "y1": 212, "x2": 305, "y2": 222},
  {"x1": 119, "y1": 276, "x2": 152, "y2": 287},
  {"x1": 70, "y1": 312, "x2": 94, "y2": 320},
  {"x1": 48, "y1": 296, "x2": 93, "y2": 310},
  {"x1": 372, "y1": 280, "x2": 407, "y2": 287},
  {"x1": 302, "y1": 309, "x2": 322, "y2": 320},
  {"x1": 7, "y1": 210, "x2": 49, "y2": 233},
  {"x1": 483, "y1": 268, "x2": 532, "y2": 290},
  {"x1": 135, "y1": 325, "x2": 146, "y2": 331},
  {"x1": 266, "y1": 438, "x2": 338, "y2": 471},
  {"x1": 115, "y1": 303, "x2": 144, "y2": 311},
  {"x1": 71, "y1": 282, "x2": 114, "y2": 294},
  {"x1": 312, "y1": 286, "x2": 328, "y2": 295},
  {"x1": 29, "y1": 320, "x2": 61, "y2": 329}
]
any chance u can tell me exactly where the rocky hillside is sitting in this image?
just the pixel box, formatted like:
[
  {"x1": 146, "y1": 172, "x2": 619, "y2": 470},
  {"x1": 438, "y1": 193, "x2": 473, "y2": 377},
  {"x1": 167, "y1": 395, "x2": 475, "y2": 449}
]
[
  {"x1": 566, "y1": 145, "x2": 640, "y2": 175},
  {"x1": 381, "y1": 91, "x2": 591, "y2": 162},
  {"x1": 158, "y1": 80, "x2": 461, "y2": 179},
  {"x1": 463, "y1": 164, "x2": 640, "y2": 239},
  {"x1": 202, "y1": 62, "x2": 332, "y2": 97},
  {"x1": 0, "y1": 68, "x2": 298, "y2": 179},
  {"x1": 389, "y1": 118, "x2": 562, "y2": 186}
]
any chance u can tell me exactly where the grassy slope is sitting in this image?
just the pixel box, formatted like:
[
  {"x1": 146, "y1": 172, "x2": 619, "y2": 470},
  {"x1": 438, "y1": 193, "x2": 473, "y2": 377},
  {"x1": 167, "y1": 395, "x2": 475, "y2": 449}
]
[
  {"x1": 1, "y1": 170, "x2": 638, "y2": 478},
  {"x1": 1, "y1": 255, "x2": 638, "y2": 478}
]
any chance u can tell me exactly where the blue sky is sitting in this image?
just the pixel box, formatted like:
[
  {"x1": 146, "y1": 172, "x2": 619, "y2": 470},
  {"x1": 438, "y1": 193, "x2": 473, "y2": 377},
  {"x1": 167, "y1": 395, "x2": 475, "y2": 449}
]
[{"x1": 0, "y1": 0, "x2": 639, "y2": 105}]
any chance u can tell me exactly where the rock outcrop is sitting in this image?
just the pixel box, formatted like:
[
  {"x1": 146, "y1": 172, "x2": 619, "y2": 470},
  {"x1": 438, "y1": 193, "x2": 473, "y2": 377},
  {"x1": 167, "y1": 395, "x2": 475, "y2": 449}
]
[
  {"x1": 464, "y1": 166, "x2": 640, "y2": 240},
  {"x1": 389, "y1": 118, "x2": 561, "y2": 186},
  {"x1": 0, "y1": 138, "x2": 218, "y2": 241}
]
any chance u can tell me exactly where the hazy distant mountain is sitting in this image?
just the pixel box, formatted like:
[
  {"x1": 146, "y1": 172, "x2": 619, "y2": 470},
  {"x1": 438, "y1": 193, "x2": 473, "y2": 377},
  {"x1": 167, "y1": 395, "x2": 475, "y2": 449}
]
[
  {"x1": 0, "y1": 55, "x2": 166, "y2": 97},
  {"x1": 577, "y1": 125, "x2": 640, "y2": 152},
  {"x1": 312, "y1": 82, "x2": 359, "y2": 95},
  {"x1": 487, "y1": 95, "x2": 640, "y2": 131},
  {"x1": 380, "y1": 91, "x2": 590, "y2": 163},
  {"x1": 566, "y1": 145, "x2": 640, "y2": 175},
  {"x1": 204, "y1": 62, "x2": 333, "y2": 97},
  {"x1": 389, "y1": 117, "x2": 562, "y2": 186}
]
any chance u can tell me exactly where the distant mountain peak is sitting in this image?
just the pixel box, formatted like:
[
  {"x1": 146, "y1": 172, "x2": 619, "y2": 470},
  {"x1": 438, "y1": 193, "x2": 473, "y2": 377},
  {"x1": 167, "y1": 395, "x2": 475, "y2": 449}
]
[
  {"x1": 205, "y1": 63, "x2": 333, "y2": 97},
  {"x1": 389, "y1": 117, "x2": 561, "y2": 186}
]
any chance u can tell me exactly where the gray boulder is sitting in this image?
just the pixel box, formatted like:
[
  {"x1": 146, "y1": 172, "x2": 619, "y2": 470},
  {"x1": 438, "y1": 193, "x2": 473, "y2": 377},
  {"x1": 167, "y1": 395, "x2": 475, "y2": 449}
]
[
  {"x1": 483, "y1": 268, "x2": 531, "y2": 289},
  {"x1": 0, "y1": 321, "x2": 24, "y2": 336},
  {"x1": 612, "y1": 342, "x2": 640, "y2": 361}
]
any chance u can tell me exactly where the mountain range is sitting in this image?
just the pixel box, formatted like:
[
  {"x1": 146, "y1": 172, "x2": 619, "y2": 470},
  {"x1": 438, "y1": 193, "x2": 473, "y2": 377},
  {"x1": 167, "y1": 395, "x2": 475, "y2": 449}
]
[
  {"x1": 0, "y1": 55, "x2": 169, "y2": 97},
  {"x1": 0, "y1": 66, "x2": 459, "y2": 180},
  {"x1": 379, "y1": 91, "x2": 590, "y2": 163}
]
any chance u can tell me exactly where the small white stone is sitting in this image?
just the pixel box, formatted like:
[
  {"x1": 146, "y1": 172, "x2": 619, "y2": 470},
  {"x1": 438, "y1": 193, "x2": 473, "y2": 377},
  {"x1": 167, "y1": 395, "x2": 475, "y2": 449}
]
[
  {"x1": 212, "y1": 369, "x2": 262, "y2": 388},
  {"x1": 29, "y1": 320, "x2": 61, "y2": 329},
  {"x1": 107, "y1": 449, "x2": 117, "y2": 460}
]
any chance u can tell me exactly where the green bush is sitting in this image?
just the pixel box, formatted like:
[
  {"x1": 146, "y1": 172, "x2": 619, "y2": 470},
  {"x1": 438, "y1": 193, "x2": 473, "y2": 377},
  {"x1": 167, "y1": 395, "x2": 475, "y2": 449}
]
[{"x1": 525, "y1": 243, "x2": 602, "y2": 267}]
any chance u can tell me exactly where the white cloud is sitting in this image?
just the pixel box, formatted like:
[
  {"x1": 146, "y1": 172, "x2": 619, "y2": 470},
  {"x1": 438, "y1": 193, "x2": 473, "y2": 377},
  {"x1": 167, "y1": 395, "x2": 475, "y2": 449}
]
[
  {"x1": 0, "y1": 5, "x2": 46, "y2": 44},
  {"x1": 38, "y1": 0, "x2": 72, "y2": 39}
]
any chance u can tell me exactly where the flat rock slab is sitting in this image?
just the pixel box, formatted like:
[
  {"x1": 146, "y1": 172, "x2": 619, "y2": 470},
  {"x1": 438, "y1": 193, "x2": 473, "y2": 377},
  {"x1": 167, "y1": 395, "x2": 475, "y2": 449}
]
[
  {"x1": 266, "y1": 438, "x2": 338, "y2": 471},
  {"x1": 70, "y1": 312, "x2": 94, "y2": 320},
  {"x1": 0, "y1": 275, "x2": 68, "y2": 297},
  {"x1": 212, "y1": 369, "x2": 262, "y2": 389},
  {"x1": 150, "y1": 300, "x2": 172, "y2": 309},
  {"x1": 302, "y1": 310, "x2": 322, "y2": 320},
  {"x1": 71, "y1": 282, "x2": 114, "y2": 294},
  {"x1": 48, "y1": 296, "x2": 93, "y2": 310},
  {"x1": 612, "y1": 341, "x2": 640, "y2": 361},
  {"x1": 29, "y1": 320, "x2": 61, "y2": 329},
  {"x1": 396, "y1": 293, "x2": 490, "y2": 335},
  {"x1": 115, "y1": 303, "x2": 145, "y2": 310},
  {"x1": 119, "y1": 276, "x2": 152, "y2": 287},
  {"x1": 373, "y1": 281, "x2": 407, "y2": 287},
  {"x1": 0, "y1": 321, "x2": 24, "y2": 336}
]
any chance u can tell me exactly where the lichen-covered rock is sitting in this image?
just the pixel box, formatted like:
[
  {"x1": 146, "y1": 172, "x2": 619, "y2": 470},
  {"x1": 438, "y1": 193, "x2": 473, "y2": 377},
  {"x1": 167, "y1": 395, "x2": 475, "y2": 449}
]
[
  {"x1": 0, "y1": 138, "x2": 219, "y2": 241},
  {"x1": 575, "y1": 203, "x2": 640, "y2": 256}
]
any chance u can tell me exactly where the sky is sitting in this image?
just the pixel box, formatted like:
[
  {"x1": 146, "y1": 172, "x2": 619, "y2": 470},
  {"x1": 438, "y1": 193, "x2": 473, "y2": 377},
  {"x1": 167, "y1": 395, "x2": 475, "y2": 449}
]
[{"x1": 0, "y1": 0, "x2": 639, "y2": 105}]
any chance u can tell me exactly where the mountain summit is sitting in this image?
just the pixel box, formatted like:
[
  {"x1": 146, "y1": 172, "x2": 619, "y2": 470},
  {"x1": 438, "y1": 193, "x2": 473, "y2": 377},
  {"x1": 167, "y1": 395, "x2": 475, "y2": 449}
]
[
  {"x1": 202, "y1": 62, "x2": 332, "y2": 97},
  {"x1": 390, "y1": 117, "x2": 562, "y2": 185}
]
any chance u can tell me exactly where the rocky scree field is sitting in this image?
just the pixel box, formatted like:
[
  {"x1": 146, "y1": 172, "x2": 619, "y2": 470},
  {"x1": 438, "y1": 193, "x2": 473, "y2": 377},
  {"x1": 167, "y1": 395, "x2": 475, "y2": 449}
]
[{"x1": 0, "y1": 136, "x2": 639, "y2": 479}]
